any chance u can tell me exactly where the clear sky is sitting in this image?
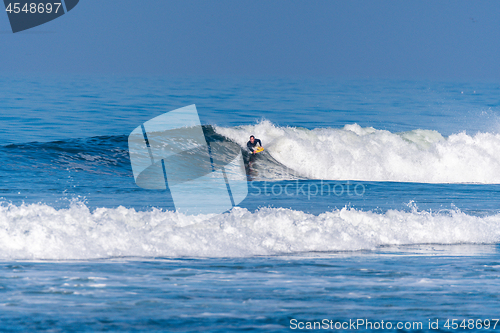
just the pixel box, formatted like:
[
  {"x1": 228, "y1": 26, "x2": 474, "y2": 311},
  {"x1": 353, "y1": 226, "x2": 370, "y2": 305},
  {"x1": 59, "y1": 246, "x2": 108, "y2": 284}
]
[{"x1": 1, "y1": 0, "x2": 499, "y2": 80}]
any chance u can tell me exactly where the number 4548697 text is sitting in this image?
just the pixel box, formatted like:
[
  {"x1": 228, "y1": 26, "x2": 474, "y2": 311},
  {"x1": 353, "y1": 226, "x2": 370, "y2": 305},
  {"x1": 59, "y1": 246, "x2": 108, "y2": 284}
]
[{"x1": 5, "y1": 3, "x2": 62, "y2": 14}]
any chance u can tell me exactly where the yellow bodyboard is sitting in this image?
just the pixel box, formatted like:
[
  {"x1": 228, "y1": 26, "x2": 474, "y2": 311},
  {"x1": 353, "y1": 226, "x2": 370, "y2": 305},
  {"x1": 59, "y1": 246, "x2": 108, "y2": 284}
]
[{"x1": 254, "y1": 146, "x2": 265, "y2": 153}]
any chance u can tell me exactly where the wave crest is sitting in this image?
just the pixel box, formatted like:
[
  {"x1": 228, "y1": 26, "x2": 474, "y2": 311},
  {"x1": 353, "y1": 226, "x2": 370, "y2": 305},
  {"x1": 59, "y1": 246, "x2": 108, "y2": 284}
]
[
  {"x1": 1, "y1": 202, "x2": 499, "y2": 260},
  {"x1": 216, "y1": 120, "x2": 500, "y2": 183}
]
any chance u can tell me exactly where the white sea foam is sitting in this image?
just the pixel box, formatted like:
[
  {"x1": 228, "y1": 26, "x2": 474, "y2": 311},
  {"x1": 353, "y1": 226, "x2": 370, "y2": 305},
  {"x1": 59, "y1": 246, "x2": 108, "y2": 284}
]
[
  {"x1": 215, "y1": 121, "x2": 500, "y2": 183},
  {"x1": 1, "y1": 202, "x2": 499, "y2": 260}
]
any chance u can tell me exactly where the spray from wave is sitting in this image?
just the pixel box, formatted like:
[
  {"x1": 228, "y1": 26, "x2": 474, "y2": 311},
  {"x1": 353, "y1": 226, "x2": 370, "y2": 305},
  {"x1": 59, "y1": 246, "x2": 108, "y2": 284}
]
[
  {"x1": 215, "y1": 120, "x2": 500, "y2": 184},
  {"x1": 1, "y1": 201, "x2": 499, "y2": 260}
]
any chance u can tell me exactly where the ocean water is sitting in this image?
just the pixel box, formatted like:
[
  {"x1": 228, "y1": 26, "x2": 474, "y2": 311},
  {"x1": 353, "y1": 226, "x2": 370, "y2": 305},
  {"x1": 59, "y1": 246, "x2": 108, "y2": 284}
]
[{"x1": 1, "y1": 76, "x2": 500, "y2": 331}]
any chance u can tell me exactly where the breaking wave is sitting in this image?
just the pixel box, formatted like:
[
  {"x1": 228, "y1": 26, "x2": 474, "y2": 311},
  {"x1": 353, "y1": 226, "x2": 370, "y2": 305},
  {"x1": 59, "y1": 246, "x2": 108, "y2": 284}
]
[
  {"x1": 215, "y1": 120, "x2": 500, "y2": 183},
  {"x1": 1, "y1": 202, "x2": 499, "y2": 260}
]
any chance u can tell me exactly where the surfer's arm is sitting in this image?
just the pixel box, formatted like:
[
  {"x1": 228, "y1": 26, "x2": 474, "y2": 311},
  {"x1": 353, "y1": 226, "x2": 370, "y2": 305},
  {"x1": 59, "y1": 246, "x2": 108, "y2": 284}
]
[
  {"x1": 247, "y1": 141, "x2": 255, "y2": 153},
  {"x1": 255, "y1": 139, "x2": 262, "y2": 147}
]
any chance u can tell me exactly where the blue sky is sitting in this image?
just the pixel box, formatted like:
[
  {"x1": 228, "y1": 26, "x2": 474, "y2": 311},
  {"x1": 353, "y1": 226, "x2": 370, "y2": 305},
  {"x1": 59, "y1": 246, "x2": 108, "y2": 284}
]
[{"x1": 1, "y1": 0, "x2": 499, "y2": 80}]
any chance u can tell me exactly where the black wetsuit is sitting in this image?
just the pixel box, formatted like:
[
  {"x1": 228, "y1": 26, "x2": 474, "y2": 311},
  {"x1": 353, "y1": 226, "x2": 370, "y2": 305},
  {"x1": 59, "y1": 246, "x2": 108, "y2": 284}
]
[{"x1": 247, "y1": 139, "x2": 262, "y2": 153}]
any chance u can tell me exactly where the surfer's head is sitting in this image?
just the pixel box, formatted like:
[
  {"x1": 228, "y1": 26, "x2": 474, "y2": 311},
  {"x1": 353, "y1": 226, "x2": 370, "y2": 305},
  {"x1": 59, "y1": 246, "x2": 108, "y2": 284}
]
[{"x1": 249, "y1": 135, "x2": 255, "y2": 143}]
